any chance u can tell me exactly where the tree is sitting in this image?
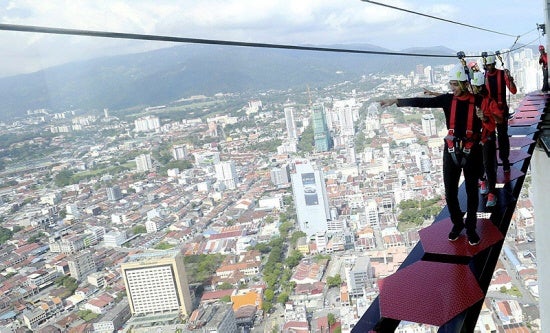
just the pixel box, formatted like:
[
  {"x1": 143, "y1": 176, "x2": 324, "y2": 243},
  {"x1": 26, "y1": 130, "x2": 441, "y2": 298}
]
[
  {"x1": 218, "y1": 282, "x2": 234, "y2": 290},
  {"x1": 249, "y1": 242, "x2": 271, "y2": 254},
  {"x1": 132, "y1": 225, "x2": 147, "y2": 234},
  {"x1": 262, "y1": 301, "x2": 273, "y2": 314},
  {"x1": 12, "y1": 225, "x2": 24, "y2": 233},
  {"x1": 326, "y1": 274, "x2": 342, "y2": 288},
  {"x1": 0, "y1": 227, "x2": 13, "y2": 244},
  {"x1": 285, "y1": 250, "x2": 303, "y2": 269},
  {"x1": 154, "y1": 242, "x2": 174, "y2": 250},
  {"x1": 54, "y1": 169, "x2": 75, "y2": 187},
  {"x1": 277, "y1": 292, "x2": 289, "y2": 304},
  {"x1": 297, "y1": 123, "x2": 314, "y2": 153},
  {"x1": 184, "y1": 253, "x2": 225, "y2": 284},
  {"x1": 28, "y1": 232, "x2": 45, "y2": 244},
  {"x1": 279, "y1": 221, "x2": 293, "y2": 238},
  {"x1": 78, "y1": 310, "x2": 99, "y2": 322},
  {"x1": 264, "y1": 288, "x2": 275, "y2": 302},
  {"x1": 328, "y1": 313, "x2": 336, "y2": 326},
  {"x1": 354, "y1": 130, "x2": 367, "y2": 153},
  {"x1": 290, "y1": 231, "x2": 306, "y2": 247}
]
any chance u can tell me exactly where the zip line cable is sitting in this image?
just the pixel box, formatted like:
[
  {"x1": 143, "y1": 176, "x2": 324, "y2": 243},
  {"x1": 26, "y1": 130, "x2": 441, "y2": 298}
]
[
  {"x1": 520, "y1": 27, "x2": 538, "y2": 38},
  {"x1": 361, "y1": 0, "x2": 519, "y2": 38},
  {"x1": 0, "y1": 22, "x2": 533, "y2": 60},
  {"x1": 0, "y1": 23, "x2": 508, "y2": 60}
]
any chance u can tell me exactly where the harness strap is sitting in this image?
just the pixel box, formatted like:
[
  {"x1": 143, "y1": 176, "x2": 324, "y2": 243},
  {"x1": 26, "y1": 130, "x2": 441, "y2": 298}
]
[
  {"x1": 446, "y1": 95, "x2": 476, "y2": 166},
  {"x1": 485, "y1": 71, "x2": 504, "y2": 106}
]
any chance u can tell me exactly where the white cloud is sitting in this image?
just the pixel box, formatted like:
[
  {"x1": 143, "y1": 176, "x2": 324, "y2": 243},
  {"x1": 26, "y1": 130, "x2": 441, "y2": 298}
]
[{"x1": 0, "y1": 0, "x2": 543, "y2": 77}]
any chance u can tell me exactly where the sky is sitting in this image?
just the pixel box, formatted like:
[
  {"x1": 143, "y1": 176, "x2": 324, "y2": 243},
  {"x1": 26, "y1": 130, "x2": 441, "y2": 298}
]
[{"x1": 0, "y1": 0, "x2": 545, "y2": 78}]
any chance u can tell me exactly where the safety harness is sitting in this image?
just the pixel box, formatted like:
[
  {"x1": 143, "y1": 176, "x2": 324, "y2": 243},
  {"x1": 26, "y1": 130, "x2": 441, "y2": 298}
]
[
  {"x1": 444, "y1": 95, "x2": 477, "y2": 166},
  {"x1": 485, "y1": 70, "x2": 504, "y2": 108},
  {"x1": 479, "y1": 98, "x2": 495, "y2": 145}
]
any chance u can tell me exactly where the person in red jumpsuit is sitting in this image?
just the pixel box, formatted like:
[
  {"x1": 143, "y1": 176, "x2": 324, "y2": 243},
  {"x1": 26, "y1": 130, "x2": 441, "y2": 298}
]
[
  {"x1": 483, "y1": 54, "x2": 517, "y2": 174},
  {"x1": 472, "y1": 71, "x2": 503, "y2": 208},
  {"x1": 539, "y1": 45, "x2": 549, "y2": 92},
  {"x1": 379, "y1": 64, "x2": 500, "y2": 246}
]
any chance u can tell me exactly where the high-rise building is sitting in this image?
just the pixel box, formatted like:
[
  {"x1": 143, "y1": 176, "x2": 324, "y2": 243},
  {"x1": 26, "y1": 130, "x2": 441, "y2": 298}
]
[
  {"x1": 312, "y1": 104, "x2": 332, "y2": 152},
  {"x1": 421, "y1": 114, "x2": 437, "y2": 137},
  {"x1": 345, "y1": 256, "x2": 372, "y2": 297},
  {"x1": 106, "y1": 185, "x2": 122, "y2": 202},
  {"x1": 171, "y1": 145, "x2": 188, "y2": 160},
  {"x1": 334, "y1": 99, "x2": 357, "y2": 137},
  {"x1": 135, "y1": 154, "x2": 153, "y2": 172},
  {"x1": 284, "y1": 107, "x2": 298, "y2": 140},
  {"x1": 134, "y1": 115, "x2": 160, "y2": 132},
  {"x1": 66, "y1": 203, "x2": 80, "y2": 218},
  {"x1": 120, "y1": 251, "x2": 193, "y2": 317},
  {"x1": 68, "y1": 250, "x2": 96, "y2": 281},
  {"x1": 215, "y1": 161, "x2": 238, "y2": 190},
  {"x1": 104, "y1": 230, "x2": 127, "y2": 247},
  {"x1": 364, "y1": 200, "x2": 379, "y2": 228},
  {"x1": 424, "y1": 66, "x2": 434, "y2": 84},
  {"x1": 291, "y1": 161, "x2": 331, "y2": 237},
  {"x1": 270, "y1": 164, "x2": 290, "y2": 186}
]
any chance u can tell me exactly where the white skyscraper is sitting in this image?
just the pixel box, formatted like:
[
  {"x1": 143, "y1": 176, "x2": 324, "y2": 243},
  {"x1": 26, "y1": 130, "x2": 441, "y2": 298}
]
[
  {"x1": 421, "y1": 114, "x2": 437, "y2": 137},
  {"x1": 135, "y1": 154, "x2": 153, "y2": 172},
  {"x1": 171, "y1": 145, "x2": 188, "y2": 160},
  {"x1": 364, "y1": 199, "x2": 379, "y2": 228},
  {"x1": 134, "y1": 115, "x2": 160, "y2": 132},
  {"x1": 284, "y1": 107, "x2": 298, "y2": 140},
  {"x1": 291, "y1": 161, "x2": 331, "y2": 237},
  {"x1": 334, "y1": 99, "x2": 357, "y2": 137},
  {"x1": 215, "y1": 161, "x2": 238, "y2": 190}
]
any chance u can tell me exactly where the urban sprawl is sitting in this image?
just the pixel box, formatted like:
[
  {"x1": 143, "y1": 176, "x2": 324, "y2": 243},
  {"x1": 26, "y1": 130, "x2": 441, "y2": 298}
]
[{"x1": 0, "y1": 48, "x2": 542, "y2": 333}]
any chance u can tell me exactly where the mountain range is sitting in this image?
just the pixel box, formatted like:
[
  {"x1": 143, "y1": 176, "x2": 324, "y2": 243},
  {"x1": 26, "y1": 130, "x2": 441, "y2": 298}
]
[{"x1": 0, "y1": 44, "x2": 457, "y2": 121}]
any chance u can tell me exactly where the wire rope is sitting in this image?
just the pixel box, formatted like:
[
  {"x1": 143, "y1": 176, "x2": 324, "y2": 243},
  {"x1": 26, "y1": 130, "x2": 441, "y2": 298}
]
[
  {"x1": 361, "y1": 0, "x2": 519, "y2": 38},
  {"x1": 0, "y1": 23, "x2": 515, "y2": 60}
]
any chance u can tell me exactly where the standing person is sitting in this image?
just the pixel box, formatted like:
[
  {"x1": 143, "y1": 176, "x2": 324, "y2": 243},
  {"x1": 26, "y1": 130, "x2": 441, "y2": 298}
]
[
  {"x1": 539, "y1": 45, "x2": 549, "y2": 92},
  {"x1": 472, "y1": 72, "x2": 503, "y2": 208},
  {"x1": 484, "y1": 54, "x2": 517, "y2": 174},
  {"x1": 467, "y1": 60, "x2": 480, "y2": 79},
  {"x1": 379, "y1": 64, "x2": 497, "y2": 245}
]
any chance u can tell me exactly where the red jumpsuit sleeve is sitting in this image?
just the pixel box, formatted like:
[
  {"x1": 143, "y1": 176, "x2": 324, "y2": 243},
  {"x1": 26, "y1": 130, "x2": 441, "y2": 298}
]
[
  {"x1": 505, "y1": 75, "x2": 517, "y2": 94},
  {"x1": 488, "y1": 99, "x2": 504, "y2": 123}
]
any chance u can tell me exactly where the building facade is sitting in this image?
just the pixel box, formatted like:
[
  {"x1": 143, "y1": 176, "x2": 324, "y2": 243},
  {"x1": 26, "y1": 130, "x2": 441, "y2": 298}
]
[
  {"x1": 68, "y1": 250, "x2": 96, "y2": 281},
  {"x1": 312, "y1": 104, "x2": 332, "y2": 152},
  {"x1": 291, "y1": 161, "x2": 331, "y2": 238},
  {"x1": 120, "y1": 251, "x2": 193, "y2": 317}
]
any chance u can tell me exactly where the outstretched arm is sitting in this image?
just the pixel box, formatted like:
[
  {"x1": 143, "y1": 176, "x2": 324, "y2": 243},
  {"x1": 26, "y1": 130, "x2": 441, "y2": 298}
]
[
  {"x1": 423, "y1": 88, "x2": 442, "y2": 97},
  {"x1": 504, "y1": 69, "x2": 517, "y2": 94},
  {"x1": 379, "y1": 99, "x2": 398, "y2": 107}
]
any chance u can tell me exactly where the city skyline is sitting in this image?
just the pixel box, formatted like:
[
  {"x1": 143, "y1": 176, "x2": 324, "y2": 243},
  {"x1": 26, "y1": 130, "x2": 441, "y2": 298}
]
[{"x1": 0, "y1": 43, "x2": 544, "y2": 332}]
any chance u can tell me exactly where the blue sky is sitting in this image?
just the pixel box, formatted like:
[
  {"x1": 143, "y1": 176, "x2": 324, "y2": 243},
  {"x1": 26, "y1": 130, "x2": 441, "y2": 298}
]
[{"x1": 0, "y1": 0, "x2": 544, "y2": 77}]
